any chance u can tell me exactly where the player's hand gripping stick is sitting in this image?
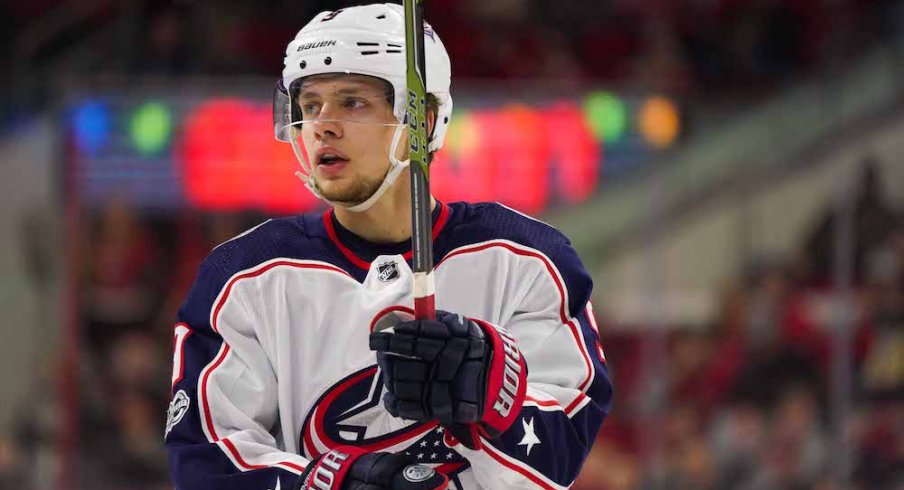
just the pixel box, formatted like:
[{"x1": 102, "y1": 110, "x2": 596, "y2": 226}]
[{"x1": 370, "y1": 311, "x2": 528, "y2": 450}]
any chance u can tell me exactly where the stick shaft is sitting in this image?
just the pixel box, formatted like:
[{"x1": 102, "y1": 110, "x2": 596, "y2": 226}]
[{"x1": 405, "y1": 0, "x2": 434, "y2": 319}]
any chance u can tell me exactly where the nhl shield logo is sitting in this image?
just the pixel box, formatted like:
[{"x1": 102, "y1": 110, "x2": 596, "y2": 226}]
[{"x1": 377, "y1": 261, "x2": 400, "y2": 282}]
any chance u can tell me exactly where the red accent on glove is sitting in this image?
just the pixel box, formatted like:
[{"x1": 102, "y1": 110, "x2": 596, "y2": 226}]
[
  {"x1": 298, "y1": 446, "x2": 367, "y2": 490},
  {"x1": 473, "y1": 320, "x2": 528, "y2": 439}
]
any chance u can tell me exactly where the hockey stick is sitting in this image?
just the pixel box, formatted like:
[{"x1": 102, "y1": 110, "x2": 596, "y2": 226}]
[{"x1": 405, "y1": 0, "x2": 435, "y2": 320}]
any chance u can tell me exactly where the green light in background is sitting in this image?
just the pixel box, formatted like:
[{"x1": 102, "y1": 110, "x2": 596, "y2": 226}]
[
  {"x1": 583, "y1": 91, "x2": 626, "y2": 144},
  {"x1": 131, "y1": 102, "x2": 172, "y2": 155}
]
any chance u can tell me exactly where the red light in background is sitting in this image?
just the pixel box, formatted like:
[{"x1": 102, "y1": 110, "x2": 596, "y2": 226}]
[
  {"x1": 178, "y1": 99, "x2": 601, "y2": 214},
  {"x1": 545, "y1": 102, "x2": 600, "y2": 204},
  {"x1": 494, "y1": 105, "x2": 549, "y2": 214},
  {"x1": 431, "y1": 111, "x2": 495, "y2": 205},
  {"x1": 180, "y1": 99, "x2": 318, "y2": 213},
  {"x1": 433, "y1": 102, "x2": 601, "y2": 214}
]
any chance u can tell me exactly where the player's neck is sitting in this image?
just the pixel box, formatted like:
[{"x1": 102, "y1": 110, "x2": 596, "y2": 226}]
[{"x1": 333, "y1": 174, "x2": 436, "y2": 244}]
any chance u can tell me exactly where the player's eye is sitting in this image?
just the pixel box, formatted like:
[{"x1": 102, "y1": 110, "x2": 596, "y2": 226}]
[
  {"x1": 300, "y1": 102, "x2": 321, "y2": 116},
  {"x1": 342, "y1": 97, "x2": 367, "y2": 110}
]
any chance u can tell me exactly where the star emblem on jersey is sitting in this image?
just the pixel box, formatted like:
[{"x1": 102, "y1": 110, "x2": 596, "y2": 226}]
[
  {"x1": 518, "y1": 417, "x2": 541, "y2": 456},
  {"x1": 377, "y1": 261, "x2": 400, "y2": 282},
  {"x1": 403, "y1": 426, "x2": 465, "y2": 464},
  {"x1": 268, "y1": 477, "x2": 281, "y2": 490},
  {"x1": 165, "y1": 390, "x2": 190, "y2": 438}
]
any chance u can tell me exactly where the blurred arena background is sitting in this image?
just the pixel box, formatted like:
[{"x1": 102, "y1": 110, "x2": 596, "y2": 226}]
[{"x1": 1, "y1": 0, "x2": 902, "y2": 488}]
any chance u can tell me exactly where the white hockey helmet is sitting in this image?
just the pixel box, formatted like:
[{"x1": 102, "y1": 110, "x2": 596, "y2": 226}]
[{"x1": 274, "y1": 3, "x2": 453, "y2": 211}]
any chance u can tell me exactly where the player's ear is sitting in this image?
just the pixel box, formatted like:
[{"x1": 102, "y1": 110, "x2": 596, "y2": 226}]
[
  {"x1": 427, "y1": 109, "x2": 436, "y2": 138},
  {"x1": 425, "y1": 93, "x2": 440, "y2": 141}
]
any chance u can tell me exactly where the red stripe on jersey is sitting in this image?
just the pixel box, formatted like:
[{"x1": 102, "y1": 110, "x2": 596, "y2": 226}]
[
  {"x1": 523, "y1": 393, "x2": 589, "y2": 418},
  {"x1": 201, "y1": 344, "x2": 231, "y2": 441},
  {"x1": 437, "y1": 242, "x2": 569, "y2": 322},
  {"x1": 304, "y1": 368, "x2": 375, "y2": 456},
  {"x1": 524, "y1": 396, "x2": 563, "y2": 408},
  {"x1": 402, "y1": 202, "x2": 450, "y2": 261},
  {"x1": 302, "y1": 405, "x2": 318, "y2": 458},
  {"x1": 211, "y1": 260, "x2": 352, "y2": 334},
  {"x1": 585, "y1": 303, "x2": 608, "y2": 365},
  {"x1": 304, "y1": 366, "x2": 439, "y2": 455},
  {"x1": 323, "y1": 211, "x2": 372, "y2": 270},
  {"x1": 567, "y1": 319, "x2": 594, "y2": 392},
  {"x1": 436, "y1": 241, "x2": 595, "y2": 394},
  {"x1": 564, "y1": 393, "x2": 589, "y2": 415},
  {"x1": 434, "y1": 462, "x2": 468, "y2": 475},
  {"x1": 480, "y1": 440, "x2": 561, "y2": 490},
  {"x1": 324, "y1": 202, "x2": 451, "y2": 270},
  {"x1": 369, "y1": 305, "x2": 415, "y2": 332},
  {"x1": 203, "y1": 260, "x2": 352, "y2": 470},
  {"x1": 221, "y1": 437, "x2": 306, "y2": 473},
  {"x1": 524, "y1": 393, "x2": 588, "y2": 418}
]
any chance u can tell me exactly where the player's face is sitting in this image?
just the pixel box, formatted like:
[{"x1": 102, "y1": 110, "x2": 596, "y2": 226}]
[{"x1": 296, "y1": 75, "x2": 404, "y2": 206}]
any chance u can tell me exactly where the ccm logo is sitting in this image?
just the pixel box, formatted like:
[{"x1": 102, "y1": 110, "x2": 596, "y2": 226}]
[
  {"x1": 308, "y1": 450, "x2": 350, "y2": 490},
  {"x1": 493, "y1": 332, "x2": 522, "y2": 418}
]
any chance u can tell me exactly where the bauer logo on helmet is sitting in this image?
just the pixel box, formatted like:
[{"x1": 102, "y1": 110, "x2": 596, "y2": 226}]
[{"x1": 296, "y1": 40, "x2": 337, "y2": 52}]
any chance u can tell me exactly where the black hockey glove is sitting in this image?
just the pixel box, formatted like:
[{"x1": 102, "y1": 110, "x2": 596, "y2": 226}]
[
  {"x1": 369, "y1": 311, "x2": 528, "y2": 450},
  {"x1": 295, "y1": 446, "x2": 448, "y2": 490}
]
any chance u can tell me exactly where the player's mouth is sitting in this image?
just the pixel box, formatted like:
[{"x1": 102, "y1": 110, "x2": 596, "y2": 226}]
[{"x1": 315, "y1": 147, "x2": 350, "y2": 176}]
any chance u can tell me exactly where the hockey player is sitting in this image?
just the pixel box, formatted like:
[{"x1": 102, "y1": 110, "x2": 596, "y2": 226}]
[{"x1": 165, "y1": 4, "x2": 612, "y2": 489}]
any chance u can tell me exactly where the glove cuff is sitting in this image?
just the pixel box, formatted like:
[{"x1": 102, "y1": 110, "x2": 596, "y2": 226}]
[
  {"x1": 473, "y1": 319, "x2": 527, "y2": 438},
  {"x1": 295, "y1": 446, "x2": 367, "y2": 490}
]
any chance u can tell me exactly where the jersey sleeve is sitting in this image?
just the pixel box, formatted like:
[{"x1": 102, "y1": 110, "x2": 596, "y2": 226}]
[
  {"x1": 165, "y1": 258, "x2": 309, "y2": 490},
  {"x1": 452, "y1": 234, "x2": 613, "y2": 489}
]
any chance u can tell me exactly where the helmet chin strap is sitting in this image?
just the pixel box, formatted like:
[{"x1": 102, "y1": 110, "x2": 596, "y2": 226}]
[{"x1": 291, "y1": 123, "x2": 410, "y2": 213}]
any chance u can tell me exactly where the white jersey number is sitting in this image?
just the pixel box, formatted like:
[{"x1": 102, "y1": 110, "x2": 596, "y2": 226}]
[{"x1": 171, "y1": 323, "x2": 193, "y2": 389}]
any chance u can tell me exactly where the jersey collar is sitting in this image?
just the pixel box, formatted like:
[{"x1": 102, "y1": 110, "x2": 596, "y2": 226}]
[{"x1": 323, "y1": 201, "x2": 451, "y2": 270}]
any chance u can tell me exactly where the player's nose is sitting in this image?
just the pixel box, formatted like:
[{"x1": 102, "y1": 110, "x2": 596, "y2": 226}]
[{"x1": 312, "y1": 104, "x2": 344, "y2": 140}]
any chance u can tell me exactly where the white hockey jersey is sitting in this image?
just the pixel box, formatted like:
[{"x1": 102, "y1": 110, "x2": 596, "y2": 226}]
[{"x1": 165, "y1": 201, "x2": 612, "y2": 489}]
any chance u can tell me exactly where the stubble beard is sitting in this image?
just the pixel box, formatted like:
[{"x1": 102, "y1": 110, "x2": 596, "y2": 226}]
[{"x1": 318, "y1": 173, "x2": 383, "y2": 206}]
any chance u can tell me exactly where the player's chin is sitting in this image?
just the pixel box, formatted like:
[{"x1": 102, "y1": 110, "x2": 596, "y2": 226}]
[
  {"x1": 315, "y1": 167, "x2": 357, "y2": 188},
  {"x1": 320, "y1": 184, "x2": 372, "y2": 206}
]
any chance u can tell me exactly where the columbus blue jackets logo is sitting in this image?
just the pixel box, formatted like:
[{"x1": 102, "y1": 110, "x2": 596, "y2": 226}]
[
  {"x1": 377, "y1": 261, "x2": 400, "y2": 282},
  {"x1": 300, "y1": 366, "x2": 467, "y2": 473}
]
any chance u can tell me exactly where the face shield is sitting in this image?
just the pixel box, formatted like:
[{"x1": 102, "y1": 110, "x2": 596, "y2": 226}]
[{"x1": 273, "y1": 78, "x2": 405, "y2": 142}]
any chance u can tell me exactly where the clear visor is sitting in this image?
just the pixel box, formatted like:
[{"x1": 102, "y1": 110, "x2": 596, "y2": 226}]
[{"x1": 273, "y1": 79, "x2": 404, "y2": 142}]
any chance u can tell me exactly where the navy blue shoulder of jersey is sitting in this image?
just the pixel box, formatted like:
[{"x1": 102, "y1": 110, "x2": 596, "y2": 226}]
[
  {"x1": 178, "y1": 215, "x2": 341, "y2": 329},
  {"x1": 436, "y1": 202, "x2": 592, "y2": 318},
  {"x1": 202, "y1": 215, "x2": 338, "y2": 273}
]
